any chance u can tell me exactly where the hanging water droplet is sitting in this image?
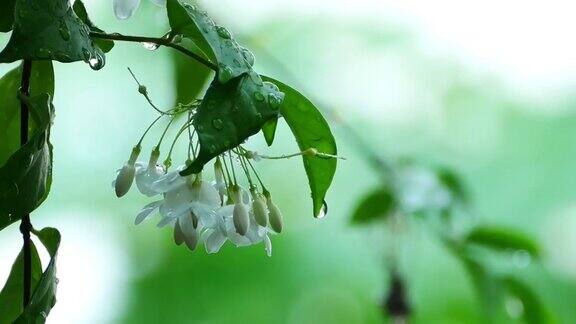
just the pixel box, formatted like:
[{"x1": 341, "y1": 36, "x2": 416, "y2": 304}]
[
  {"x1": 511, "y1": 250, "x2": 531, "y2": 268},
  {"x1": 241, "y1": 47, "x2": 255, "y2": 66},
  {"x1": 215, "y1": 26, "x2": 231, "y2": 39},
  {"x1": 249, "y1": 72, "x2": 263, "y2": 86},
  {"x1": 316, "y1": 201, "x2": 328, "y2": 218},
  {"x1": 212, "y1": 118, "x2": 224, "y2": 130},
  {"x1": 141, "y1": 42, "x2": 159, "y2": 51},
  {"x1": 182, "y1": 3, "x2": 196, "y2": 11},
  {"x1": 88, "y1": 52, "x2": 105, "y2": 71},
  {"x1": 82, "y1": 47, "x2": 91, "y2": 62},
  {"x1": 233, "y1": 58, "x2": 241, "y2": 67},
  {"x1": 253, "y1": 91, "x2": 265, "y2": 102}
]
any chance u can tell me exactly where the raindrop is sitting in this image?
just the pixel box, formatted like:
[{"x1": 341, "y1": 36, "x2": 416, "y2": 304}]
[
  {"x1": 241, "y1": 47, "x2": 255, "y2": 66},
  {"x1": 141, "y1": 42, "x2": 159, "y2": 51},
  {"x1": 88, "y1": 52, "x2": 105, "y2": 71},
  {"x1": 182, "y1": 3, "x2": 196, "y2": 11},
  {"x1": 268, "y1": 93, "x2": 281, "y2": 110},
  {"x1": 219, "y1": 66, "x2": 233, "y2": 82},
  {"x1": 58, "y1": 22, "x2": 70, "y2": 41},
  {"x1": 212, "y1": 118, "x2": 224, "y2": 130},
  {"x1": 511, "y1": 250, "x2": 531, "y2": 268},
  {"x1": 233, "y1": 58, "x2": 241, "y2": 67},
  {"x1": 249, "y1": 72, "x2": 263, "y2": 86},
  {"x1": 316, "y1": 200, "x2": 328, "y2": 218},
  {"x1": 253, "y1": 91, "x2": 265, "y2": 102},
  {"x1": 215, "y1": 26, "x2": 231, "y2": 39},
  {"x1": 82, "y1": 47, "x2": 91, "y2": 62}
]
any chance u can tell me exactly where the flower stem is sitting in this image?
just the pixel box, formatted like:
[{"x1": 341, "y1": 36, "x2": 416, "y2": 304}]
[
  {"x1": 19, "y1": 59, "x2": 33, "y2": 307},
  {"x1": 89, "y1": 32, "x2": 217, "y2": 71}
]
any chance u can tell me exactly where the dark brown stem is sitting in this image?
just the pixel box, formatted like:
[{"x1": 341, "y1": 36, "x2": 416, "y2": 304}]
[{"x1": 19, "y1": 59, "x2": 33, "y2": 307}]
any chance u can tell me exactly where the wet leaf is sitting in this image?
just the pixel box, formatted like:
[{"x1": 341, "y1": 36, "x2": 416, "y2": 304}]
[
  {"x1": 502, "y1": 277, "x2": 549, "y2": 324},
  {"x1": 0, "y1": 62, "x2": 54, "y2": 168},
  {"x1": 0, "y1": 243, "x2": 42, "y2": 324},
  {"x1": 0, "y1": 93, "x2": 54, "y2": 231},
  {"x1": 0, "y1": 0, "x2": 106, "y2": 69},
  {"x1": 15, "y1": 227, "x2": 61, "y2": 324},
  {"x1": 181, "y1": 72, "x2": 284, "y2": 175},
  {"x1": 465, "y1": 226, "x2": 540, "y2": 257},
  {"x1": 351, "y1": 187, "x2": 396, "y2": 224},
  {"x1": 172, "y1": 51, "x2": 211, "y2": 104},
  {"x1": 261, "y1": 117, "x2": 279, "y2": 146},
  {"x1": 262, "y1": 76, "x2": 337, "y2": 217},
  {"x1": 167, "y1": 0, "x2": 253, "y2": 83},
  {"x1": 437, "y1": 167, "x2": 468, "y2": 204},
  {"x1": 73, "y1": 0, "x2": 114, "y2": 53}
]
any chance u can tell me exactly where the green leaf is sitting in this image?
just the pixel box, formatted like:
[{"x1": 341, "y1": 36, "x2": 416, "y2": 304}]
[
  {"x1": 502, "y1": 277, "x2": 549, "y2": 324},
  {"x1": 181, "y1": 72, "x2": 284, "y2": 175},
  {"x1": 15, "y1": 227, "x2": 61, "y2": 324},
  {"x1": 167, "y1": 0, "x2": 253, "y2": 83},
  {"x1": 73, "y1": 0, "x2": 114, "y2": 53},
  {"x1": 351, "y1": 187, "x2": 396, "y2": 224},
  {"x1": 0, "y1": 62, "x2": 54, "y2": 167},
  {"x1": 262, "y1": 76, "x2": 337, "y2": 217},
  {"x1": 0, "y1": 243, "x2": 42, "y2": 324},
  {"x1": 172, "y1": 51, "x2": 211, "y2": 104},
  {"x1": 0, "y1": 93, "x2": 54, "y2": 231},
  {"x1": 261, "y1": 117, "x2": 279, "y2": 146},
  {"x1": 0, "y1": 0, "x2": 17, "y2": 32},
  {"x1": 0, "y1": 0, "x2": 106, "y2": 69},
  {"x1": 437, "y1": 167, "x2": 468, "y2": 204},
  {"x1": 465, "y1": 226, "x2": 540, "y2": 257}
]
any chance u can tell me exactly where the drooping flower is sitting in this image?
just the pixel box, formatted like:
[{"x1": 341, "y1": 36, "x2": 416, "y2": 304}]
[
  {"x1": 251, "y1": 188, "x2": 268, "y2": 227},
  {"x1": 134, "y1": 148, "x2": 165, "y2": 196},
  {"x1": 265, "y1": 192, "x2": 283, "y2": 233},
  {"x1": 113, "y1": 0, "x2": 166, "y2": 20},
  {"x1": 232, "y1": 186, "x2": 250, "y2": 235},
  {"x1": 114, "y1": 145, "x2": 141, "y2": 197}
]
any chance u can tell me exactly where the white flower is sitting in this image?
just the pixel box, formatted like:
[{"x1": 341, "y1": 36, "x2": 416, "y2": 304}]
[
  {"x1": 134, "y1": 150, "x2": 165, "y2": 196},
  {"x1": 113, "y1": 145, "x2": 141, "y2": 197},
  {"x1": 113, "y1": 0, "x2": 166, "y2": 20}
]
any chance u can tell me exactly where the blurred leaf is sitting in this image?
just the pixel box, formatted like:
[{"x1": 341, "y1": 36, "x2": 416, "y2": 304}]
[
  {"x1": 262, "y1": 76, "x2": 337, "y2": 217},
  {"x1": 0, "y1": 0, "x2": 105, "y2": 69},
  {"x1": 181, "y1": 72, "x2": 284, "y2": 175},
  {"x1": 0, "y1": 62, "x2": 54, "y2": 167},
  {"x1": 0, "y1": 243, "x2": 42, "y2": 324},
  {"x1": 351, "y1": 187, "x2": 395, "y2": 224},
  {"x1": 0, "y1": 0, "x2": 16, "y2": 32},
  {"x1": 437, "y1": 167, "x2": 468, "y2": 204},
  {"x1": 465, "y1": 226, "x2": 539, "y2": 257},
  {"x1": 0, "y1": 93, "x2": 54, "y2": 231},
  {"x1": 73, "y1": 0, "x2": 114, "y2": 53},
  {"x1": 261, "y1": 117, "x2": 278, "y2": 146},
  {"x1": 16, "y1": 227, "x2": 61, "y2": 324},
  {"x1": 172, "y1": 51, "x2": 211, "y2": 104},
  {"x1": 167, "y1": 0, "x2": 253, "y2": 83},
  {"x1": 502, "y1": 277, "x2": 549, "y2": 324}
]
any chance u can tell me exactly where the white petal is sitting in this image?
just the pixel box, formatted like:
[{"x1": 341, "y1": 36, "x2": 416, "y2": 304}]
[
  {"x1": 199, "y1": 181, "x2": 221, "y2": 207},
  {"x1": 264, "y1": 235, "x2": 272, "y2": 257},
  {"x1": 157, "y1": 216, "x2": 175, "y2": 228},
  {"x1": 150, "y1": 171, "x2": 187, "y2": 193},
  {"x1": 179, "y1": 213, "x2": 199, "y2": 250},
  {"x1": 136, "y1": 165, "x2": 165, "y2": 196},
  {"x1": 134, "y1": 200, "x2": 162, "y2": 225},
  {"x1": 204, "y1": 230, "x2": 227, "y2": 254},
  {"x1": 114, "y1": 0, "x2": 141, "y2": 20},
  {"x1": 174, "y1": 219, "x2": 185, "y2": 245}
]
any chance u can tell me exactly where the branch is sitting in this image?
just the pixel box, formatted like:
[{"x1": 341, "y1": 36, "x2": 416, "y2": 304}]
[
  {"x1": 19, "y1": 59, "x2": 33, "y2": 307},
  {"x1": 89, "y1": 32, "x2": 217, "y2": 71}
]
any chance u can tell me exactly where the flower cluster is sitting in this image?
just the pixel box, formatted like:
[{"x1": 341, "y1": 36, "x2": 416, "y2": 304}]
[{"x1": 114, "y1": 146, "x2": 283, "y2": 256}]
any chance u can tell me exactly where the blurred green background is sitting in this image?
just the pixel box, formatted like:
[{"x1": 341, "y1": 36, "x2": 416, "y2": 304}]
[{"x1": 2, "y1": 0, "x2": 576, "y2": 323}]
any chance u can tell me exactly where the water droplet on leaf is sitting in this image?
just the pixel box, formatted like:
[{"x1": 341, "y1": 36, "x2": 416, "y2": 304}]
[
  {"x1": 215, "y1": 26, "x2": 231, "y2": 39},
  {"x1": 212, "y1": 118, "x2": 224, "y2": 130},
  {"x1": 241, "y1": 47, "x2": 255, "y2": 66},
  {"x1": 141, "y1": 42, "x2": 159, "y2": 51},
  {"x1": 254, "y1": 91, "x2": 265, "y2": 102},
  {"x1": 316, "y1": 201, "x2": 328, "y2": 218}
]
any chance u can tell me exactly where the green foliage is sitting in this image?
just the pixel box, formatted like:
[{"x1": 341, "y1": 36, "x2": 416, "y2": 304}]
[
  {"x1": 0, "y1": 244, "x2": 42, "y2": 324},
  {"x1": 0, "y1": 62, "x2": 54, "y2": 167},
  {"x1": 0, "y1": 93, "x2": 54, "y2": 231},
  {"x1": 502, "y1": 277, "x2": 549, "y2": 324},
  {"x1": 172, "y1": 52, "x2": 211, "y2": 104},
  {"x1": 0, "y1": 0, "x2": 17, "y2": 32},
  {"x1": 73, "y1": 0, "x2": 114, "y2": 53},
  {"x1": 0, "y1": 0, "x2": 106, "y2": 69},
  {"x1": 15, "y1": 228, "x2": 61, "y2": 323},
  {"x1": 261, "y1": 117, "x2": 279, "y2": 146},
  {"x1": 465, "y1": 226, "x2": 540, "y2": 257},
  {"x1": 437, "y1": 167, "x2": 468, "y2": 204},
  {"x1": 182, "y1": 72, "x2": 284, "y2": 175},
  {"x1": 351, "y1": 187, "x2": 396, "y2": 224},
  {"x1": 262, "y1": 76, "x2": 337, "y2": 217},
  {"x1": 167, "y1": 0, "x2": 253, "y2": 83}
]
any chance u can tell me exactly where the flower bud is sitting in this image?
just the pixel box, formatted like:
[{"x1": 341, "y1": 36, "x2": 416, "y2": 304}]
[
  {"x1": 233, "y1": 202, "x2": 249, "y2": 235},
  {"x1": 251, "y1": 189, "x2": 268, "y2": 227},
  {"x1": 214, "y1": 158, "x2": 225, "y2": 192},
  {"x1": 184, "y1": 227, "x2": 199, "y2": 251},
  {"x1": 138, "y1": 84, "x2": 147, "y2": 95},
  {"x1": 115, "y1": 163, "x2": 135, "y2": 197},
  {"x1": 266, "y1": 195, "x2": 283, "y2": 233}
]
